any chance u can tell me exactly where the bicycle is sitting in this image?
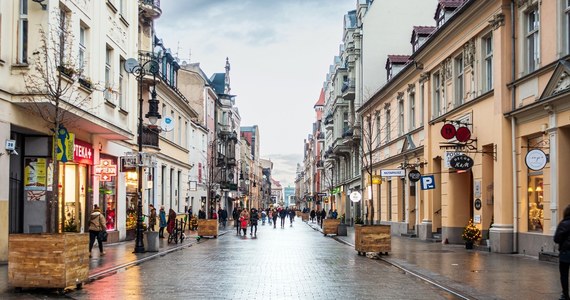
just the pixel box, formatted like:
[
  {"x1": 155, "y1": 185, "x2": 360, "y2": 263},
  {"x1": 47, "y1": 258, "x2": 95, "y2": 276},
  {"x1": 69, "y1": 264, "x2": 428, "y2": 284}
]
[{"x1": 168, "y1": 219, "x2": 186, "y2": 244}]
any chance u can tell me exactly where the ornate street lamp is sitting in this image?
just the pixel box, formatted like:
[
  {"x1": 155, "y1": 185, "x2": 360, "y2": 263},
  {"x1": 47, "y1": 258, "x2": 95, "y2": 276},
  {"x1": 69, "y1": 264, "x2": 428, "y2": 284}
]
[{"x1": 124, "y1": 53, "x2": 161, "y2": 253}]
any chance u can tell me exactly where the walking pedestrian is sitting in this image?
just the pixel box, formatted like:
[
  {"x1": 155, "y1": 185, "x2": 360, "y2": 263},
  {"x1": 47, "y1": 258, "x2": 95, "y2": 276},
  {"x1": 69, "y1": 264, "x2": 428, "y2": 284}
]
[
  {"x1": 148, "y1": 204, "x2": 157, "y2": 231},
  {"x1": 220, "y1": 207, "x2": 228, "y2": 229},
  {"x1": 289, "y1": 208, "x2": 295, "y2": 226},
  {"x1": 198, "y1": 209, "x2": 206, "y2": 219},
  {"x1": 88, "y1": 204, "x2": 107, "y2": 257},
  {"x1": 159, "y1": 205, "x2": 167, "y2": 238},
  {"x1": 233, "y1": 207, "x2": 241, "y2": 235},
  {"x1": 279, "y1": 207, "x2": 287, "y2": 228},
  {"x1": 310, "y1": 209, "x2": 316, "y2": 223},
  {"x1": 250, "y1": 208, "x2": 259, "y2": 236},
  {"x1": 187, "y1": 206, "x2": 193, "y2": 230},
  {"x1": 167, "y1": 208, "x2": 176, "y2": 236},
  {"x1": 555, "y1": 204, "x2": 570, "y2": 300},
  {"x1": 272, "y1": 209, "x2": 278, "y2": 229},
  {"x1": 320, "y1": 208, "x2": 326, "y2": 228},
  {"x1": 261, "y1": 210, "x2": 267, "y2": 225},
  {"x1": 240, "y1": 208, "x2": 250, "y2": 236}
]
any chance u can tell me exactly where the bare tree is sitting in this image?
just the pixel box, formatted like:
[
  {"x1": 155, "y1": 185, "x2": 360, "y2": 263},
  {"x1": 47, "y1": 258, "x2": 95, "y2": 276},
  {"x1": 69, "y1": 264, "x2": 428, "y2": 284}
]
[
  {"x1": 359, "y1": 107, "x2": 398, "y2": 225},
  {"x1": 21, "y1": 13, "x2": 94, "y2": 233}
]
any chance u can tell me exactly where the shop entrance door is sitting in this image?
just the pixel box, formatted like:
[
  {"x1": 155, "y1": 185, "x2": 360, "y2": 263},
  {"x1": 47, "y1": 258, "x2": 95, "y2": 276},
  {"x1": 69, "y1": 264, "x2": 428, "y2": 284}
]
[{"x1": 59, "y1": 163, "x2": 87, "y2": 233}]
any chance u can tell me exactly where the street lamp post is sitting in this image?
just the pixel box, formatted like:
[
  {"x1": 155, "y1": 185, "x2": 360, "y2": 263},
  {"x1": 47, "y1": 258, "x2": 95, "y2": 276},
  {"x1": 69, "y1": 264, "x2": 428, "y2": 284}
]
[{"x1": 124, "y1": 53, "x2": 161, "y2": 253}]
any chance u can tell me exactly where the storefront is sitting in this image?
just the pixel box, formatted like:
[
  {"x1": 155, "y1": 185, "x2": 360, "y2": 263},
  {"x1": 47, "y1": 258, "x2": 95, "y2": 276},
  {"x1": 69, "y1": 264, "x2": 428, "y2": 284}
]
[
  {"x1": 58, "y1": 138, "x2": 94, "y2": 233},
  {"x1": 94, "y1": 155, "x2": 119, "y2": 234}
]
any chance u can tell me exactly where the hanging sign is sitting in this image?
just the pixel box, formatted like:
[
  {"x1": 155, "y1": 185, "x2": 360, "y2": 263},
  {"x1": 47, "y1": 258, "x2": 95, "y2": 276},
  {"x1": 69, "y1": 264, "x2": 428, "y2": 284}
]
[
  {"x1": 349, "y1": 191, "x2": 362, "y2": 202},
  {"x1": 525, "y1": 149, "x2": 547, "y2": 171},
  {"x1": 371, "y1": 175, "x2": 382, "y2": 184},
  {"x1": 408, "y1": 170, "x2": 421, "y2": 182},
  {"x1": 449, "y1": 155, "x2": 474, "y2": 170},
  {"x1": 455, "y1": 127, "x2": 472, "y2": 142},
  {"x1": 474, "y1": 198, "x2": 482, "y2": 210},
  {"x1": 95, "y1": 159, "x2": 118, "y2": 182},
  {"x1": 420, "y1": 175, "x2": 436, "y2": 190},
  {"x1": 441, "y1": 123, "x2": 456, "y2": 139},
  {"x1": 55, "y1": 126, "x2": 74, "y2": 162}
]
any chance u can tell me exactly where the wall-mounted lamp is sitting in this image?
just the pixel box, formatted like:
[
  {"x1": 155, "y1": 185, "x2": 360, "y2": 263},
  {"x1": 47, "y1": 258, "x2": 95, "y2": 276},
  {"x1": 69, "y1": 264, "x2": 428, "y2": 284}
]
[
  {"x1": 528, "y1": 186, "x2": 533, "y2": 193},
  {"x1": 98, "y1": 142, "x2": 103, "y2": 152},
  {"x1": 535, "y1": 186, "x2": 542, "y2": 192},
  {"x1": 32, "y1": 0, "x2": 47, "y2": 10}
]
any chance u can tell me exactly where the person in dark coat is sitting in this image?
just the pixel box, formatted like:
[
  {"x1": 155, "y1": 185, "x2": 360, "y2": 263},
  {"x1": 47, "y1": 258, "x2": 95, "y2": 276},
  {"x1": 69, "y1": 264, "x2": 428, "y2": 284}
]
[
  {"x1": 250, "y1": 208, "x2": 259, "y2": 236},
  {"x1": 320, "y1": 209, "x2": 326, "y2": 228},
  {"x1": 198, "y1": 209, "x2": 206, "y2": 219},
  {"x1": 555, "y1": 204, "x2": 570, "y2": 300},
  {"x1": 289, "y1": 208, "x2": 295, "y2": 226},
  {"x1": 233, "y1": 208, "x2": 241, "y2": 235},
  {"x1": 220, "y1": 208, "x2": 228, "y2": 229},
  {"x1": 310, "y1": 209, "x2": 316, "y2": 223},
  {"x1": 272, "y1": 208, "x2": 279, "y2": 229},
  {"x1": 159, "y1": 206, "x2": 167, "y2": 238}
]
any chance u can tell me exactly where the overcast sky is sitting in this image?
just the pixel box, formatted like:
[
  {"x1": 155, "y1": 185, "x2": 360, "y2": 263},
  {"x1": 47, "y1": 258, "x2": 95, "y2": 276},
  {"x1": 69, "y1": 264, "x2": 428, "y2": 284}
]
[{"x1": 157, "y1": 0, "x2": 355, "y2": 186}]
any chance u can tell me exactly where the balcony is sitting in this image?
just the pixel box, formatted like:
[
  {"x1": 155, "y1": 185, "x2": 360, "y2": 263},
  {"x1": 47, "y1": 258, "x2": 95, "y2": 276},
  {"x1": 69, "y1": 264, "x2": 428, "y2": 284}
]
[
  {"x1": 139, "y1": 0, "x2": 162, "y2": 20},
  {"x1": 141, "y1": 126, "x2": 160, "y2": 150},
  {"x1": 316, "y1": 160, "x2": 324, "y2": 170},
  {"x1": 317, "y1": 132, "x2": 325, "y2": 141},
  {"x1": 341, "y1": 80, "x2": 355, "y2": 100},
  {"x1": 226, "y1": 157, "x2": 237, "y2": 167}
]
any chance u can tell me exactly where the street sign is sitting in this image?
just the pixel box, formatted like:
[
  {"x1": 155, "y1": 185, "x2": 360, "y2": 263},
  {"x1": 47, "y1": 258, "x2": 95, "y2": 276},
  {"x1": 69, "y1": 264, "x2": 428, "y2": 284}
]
[
  {"x1": 408, "y1": 170, "x2": 421, "y2": 182},
  {"x1": 381, "y1": 169, "x2": 406, "y2": 177},
  {"x1": 420, "y1": 175, "x2": 435, "y2": 190}
]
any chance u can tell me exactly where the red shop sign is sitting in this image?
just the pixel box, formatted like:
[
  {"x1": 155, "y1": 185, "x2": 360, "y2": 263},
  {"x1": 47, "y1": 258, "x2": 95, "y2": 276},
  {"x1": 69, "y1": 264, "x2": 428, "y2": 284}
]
[
  {"x1": 455, "y1": 127, "x2": 472, "y2": 142},
  {"x1": 74, "y1": 139, "x2": 94, "y2": 165},
  {"x1": 440, "y1": 124, "x2": 456, "y2": 140}
]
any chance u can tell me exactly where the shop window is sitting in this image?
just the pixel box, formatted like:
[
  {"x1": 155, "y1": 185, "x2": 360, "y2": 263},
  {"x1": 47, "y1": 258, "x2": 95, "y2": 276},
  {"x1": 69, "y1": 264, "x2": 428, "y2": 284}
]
[
  {"x1": 125, "y1": 168, "x2": 138, "y2": 231},
  {"x1": 100, "y1": 156, "x2": 120, "y2": 231},
  {"x1": 527, "y1": 175, "x2": 544, "y2": 232}
]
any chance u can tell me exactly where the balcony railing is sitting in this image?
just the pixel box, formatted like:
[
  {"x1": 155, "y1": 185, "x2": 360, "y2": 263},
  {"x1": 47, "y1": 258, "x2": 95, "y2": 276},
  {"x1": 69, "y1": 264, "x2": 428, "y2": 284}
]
[{"x1": 139, "y1": 0, "x2": 162, "y2": 19}]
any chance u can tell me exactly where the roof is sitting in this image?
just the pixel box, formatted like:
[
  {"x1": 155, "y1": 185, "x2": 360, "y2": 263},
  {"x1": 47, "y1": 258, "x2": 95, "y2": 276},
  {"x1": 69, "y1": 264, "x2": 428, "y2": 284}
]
[
  {"x1": 314, "y1": 88, "x2": 325, "y2": 107},
  {"x1": 209, "y1": 73, "x2": 225, "y2": 94},
  {"x1": 435, "y1": 0, "x2": 465, "y2": 19},
  {"x1": 387, "y1": 55, "x2": 410, "y2": 64},
  {"x1": 411, "y1": 26, "x2": 437, "y2": 43}
]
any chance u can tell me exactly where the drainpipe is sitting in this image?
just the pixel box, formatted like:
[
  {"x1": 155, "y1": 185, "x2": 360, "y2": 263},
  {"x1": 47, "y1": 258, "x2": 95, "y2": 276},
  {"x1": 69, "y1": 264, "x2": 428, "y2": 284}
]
[{"x1": 510, "y1": 0, "x2": 518, "y2": 253}]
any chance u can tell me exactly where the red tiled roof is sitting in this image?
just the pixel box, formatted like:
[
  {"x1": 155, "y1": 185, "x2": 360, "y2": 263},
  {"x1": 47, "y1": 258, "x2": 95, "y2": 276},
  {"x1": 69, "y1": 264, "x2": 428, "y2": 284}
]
[
  {"x1": 387, "y1": 55, "x2": 410, "y2": 64},
  {"x1": 413, "y1": 26, "x2": 436, "y2": 35},
  {"x1": 314, "y1": 88, "x2": 325, "y2": 107}
]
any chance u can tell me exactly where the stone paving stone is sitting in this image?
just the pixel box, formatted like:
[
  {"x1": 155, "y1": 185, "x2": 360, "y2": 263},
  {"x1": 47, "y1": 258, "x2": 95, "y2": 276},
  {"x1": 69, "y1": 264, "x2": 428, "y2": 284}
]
[{"x1": 66, "y1": 219, "x2": 458, "y2": 299}]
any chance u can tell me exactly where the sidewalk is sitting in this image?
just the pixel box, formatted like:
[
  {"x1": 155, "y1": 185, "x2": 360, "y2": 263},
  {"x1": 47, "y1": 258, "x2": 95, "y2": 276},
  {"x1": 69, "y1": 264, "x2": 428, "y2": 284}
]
[
  {"x1": 306, "y1": 220, "x2": 560, "y2": 300},
  {"x1": 0, "y1": 227, "x2": 230, "y2": 295}
]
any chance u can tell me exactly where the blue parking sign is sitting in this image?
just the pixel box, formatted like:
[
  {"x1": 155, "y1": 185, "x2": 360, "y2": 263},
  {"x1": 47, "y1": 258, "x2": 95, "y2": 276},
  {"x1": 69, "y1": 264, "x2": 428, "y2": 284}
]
[{"x1": 420, "y1": 175, "x2": 435, "y2": 190}]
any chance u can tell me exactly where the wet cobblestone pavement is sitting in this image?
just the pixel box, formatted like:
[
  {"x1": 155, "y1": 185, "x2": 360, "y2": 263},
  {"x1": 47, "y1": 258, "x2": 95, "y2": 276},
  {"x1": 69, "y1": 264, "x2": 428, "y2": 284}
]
[{"x1": 66, "y1": 220, "x2": 458, "y2": 300}]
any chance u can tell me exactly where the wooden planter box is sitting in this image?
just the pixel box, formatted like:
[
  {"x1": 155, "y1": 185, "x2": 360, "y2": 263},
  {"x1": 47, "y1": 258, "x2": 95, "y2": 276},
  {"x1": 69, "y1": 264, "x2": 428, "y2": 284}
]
[
  {"x1": 354, "y1": 224, "x2": 391, "y2": 255},
  {"x1": 197, "y1": 219, "x2": 218, "y2": 238},
  {"x1": 296, "y1": 211, "x2": 301, "y2": 217},
  {"x1": 8, "y1": 233, "x2": 89, "y2": 291},
  {"x1": 323, "y1": 219, "x2": 341, "y2": 236},
  {"x1": 301, "y1": 213, "x2": 309, "y2": 222}
]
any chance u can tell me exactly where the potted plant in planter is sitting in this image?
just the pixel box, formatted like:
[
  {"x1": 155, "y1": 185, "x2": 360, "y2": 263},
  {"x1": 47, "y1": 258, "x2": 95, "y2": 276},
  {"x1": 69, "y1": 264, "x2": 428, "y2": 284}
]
[
  {"x1": 337, "y1": 213, "x2": 347, "y2": 236},
  {"x1": 462, "y1": 219, "x2": 482, "y2": 249}
]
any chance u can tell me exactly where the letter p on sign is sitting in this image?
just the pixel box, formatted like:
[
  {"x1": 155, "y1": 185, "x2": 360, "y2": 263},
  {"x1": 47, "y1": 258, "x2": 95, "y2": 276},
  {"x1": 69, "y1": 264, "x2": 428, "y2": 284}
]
[{"x1": 420, "y1": 175, "x2": 435, "y2": 190}]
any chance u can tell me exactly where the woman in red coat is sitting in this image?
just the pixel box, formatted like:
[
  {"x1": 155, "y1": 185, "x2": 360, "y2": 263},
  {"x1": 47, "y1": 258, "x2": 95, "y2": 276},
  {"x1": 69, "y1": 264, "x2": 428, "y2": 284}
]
[{"x1": 167, "y1": 208, "x2": 176, "y2": 235}]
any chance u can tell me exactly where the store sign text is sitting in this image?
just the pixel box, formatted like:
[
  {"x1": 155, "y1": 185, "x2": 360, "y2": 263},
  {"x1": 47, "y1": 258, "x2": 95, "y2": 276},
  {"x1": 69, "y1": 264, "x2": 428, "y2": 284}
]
[{"x1": 95, "y1": 159, "x2": 117, "y2": 182}]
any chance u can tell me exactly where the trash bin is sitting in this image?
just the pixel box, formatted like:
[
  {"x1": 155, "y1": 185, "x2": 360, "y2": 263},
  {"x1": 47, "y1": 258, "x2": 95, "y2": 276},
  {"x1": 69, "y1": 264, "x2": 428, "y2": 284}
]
[
  {"x1": 145, "y1": 231, "x2": 159, "y2": 252},
  {"x1": 337, "y1": 224, "x2": 348, "y2": 236}
]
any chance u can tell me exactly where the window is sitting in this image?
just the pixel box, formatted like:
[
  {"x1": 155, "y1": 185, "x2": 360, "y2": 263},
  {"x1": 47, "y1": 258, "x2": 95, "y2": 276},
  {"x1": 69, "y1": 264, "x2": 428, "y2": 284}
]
[
  {"x1": 419, "y1": 84, "x2": 424, "y2": 126},
  {"x1": 375, "y1": 113, "x2": 381, "y2": 147},
  {"x1": 565, "y1": 1, "x2": 570, "y2": 54},
  {"x1": 178, "y1": 116, "x2": 182, "y2": 144},
  {"x1": 119, "y1": 0, "x2": 125, "y2": 16},
  {"x1": 455, "y1": 54, "x2": 464, "y2": 106},
  {"x1": 526, "y1": 7, "x2": 540, "y2": 72},
  {"x1": 18, "y1": 0, "x2": 28, "y2": 64},
  {"x1": 398, "y1": 98, "x2": 404, "y2": 136},
  {"x1": 185, "y1": 121, "x2": 189, "y2": 148},
  {"x1": 79, "y1": 26, "x2": 86, "y2": 71},
  {"x1": 433, "y1": 72, "x2": 441, "y2": 117},
  {"x1": 119, "y1": 58, "x2": 126, "y2": 109},
  {"x1": 105, "y1": 47, "x2": 112, "y2": 88},
  {"x1": 58, "y1": 9, "x2": 68, "y2": 65},
  {"x1": 409, "y1": 91, "x2": 415, "y2": 130},
  {"x1": 342, "y1": 111, "x2": 349, "y2": 134},
  {"x1": 483, "y1": 34, "x2": 493, "y2": 92},
  {"x1": 385, "y1": 107, "x2": 391, "y2": 143},
  {"x1": 527, "y1": 135, "x2": 547, "y2": 233}
]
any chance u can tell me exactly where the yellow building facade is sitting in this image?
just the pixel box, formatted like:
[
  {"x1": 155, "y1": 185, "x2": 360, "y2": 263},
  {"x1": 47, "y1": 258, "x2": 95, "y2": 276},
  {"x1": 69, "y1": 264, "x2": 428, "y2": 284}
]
[{"x1": 359, "y1": 0, "x2": 570, "y2": 255}]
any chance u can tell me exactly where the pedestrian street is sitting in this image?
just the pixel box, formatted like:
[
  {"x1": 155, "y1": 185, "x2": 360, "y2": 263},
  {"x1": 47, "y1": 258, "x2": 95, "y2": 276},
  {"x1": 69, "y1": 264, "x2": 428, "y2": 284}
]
[{"x1": 67, "y1": 219, "x2": 459, "y2": 300}]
